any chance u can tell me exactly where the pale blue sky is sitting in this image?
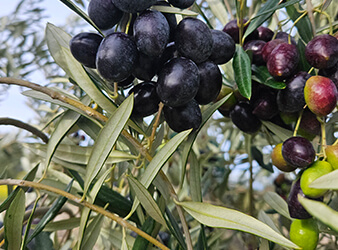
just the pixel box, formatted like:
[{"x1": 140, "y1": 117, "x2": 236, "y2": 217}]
[{"x1": 0, "y1": 0, "x2": 76, "y2": 132}]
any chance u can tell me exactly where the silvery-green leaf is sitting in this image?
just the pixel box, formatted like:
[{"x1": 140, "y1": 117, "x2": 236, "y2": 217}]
[
  {"x1": 177, "y1": 201, "x2": 299, "y2": 249},
  {"x1": 309, "y1": 169, "x2": 338, "y2": 189},
  {"x1": 263, "y1": 192, "x2": 291, "y2": 220}
]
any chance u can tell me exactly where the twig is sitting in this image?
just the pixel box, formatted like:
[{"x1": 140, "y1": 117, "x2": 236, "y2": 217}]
[
  {"x1": 0, "y1": 179, "x2": 170, "y2": 250},
  {"x1": 306, "y1": 0, "x2": 316, "y2": 37},
  {"x1": 148, "y1": 102, "x2": 164, "y2": 151},
  {"x1": 0, "y1": 117, "x2": 49, "y2": 143},
  {"x1": 224, "y1": 0, "x2": 234, "y2": 19},
  {"x1": 0, "y1": 77, "x2": 193, "y2": 249}
]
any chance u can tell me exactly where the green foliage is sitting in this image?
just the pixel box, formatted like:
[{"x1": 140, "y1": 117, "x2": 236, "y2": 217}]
[{"x1": 0, "y1": 0, "x2": 337, "y2": 249}]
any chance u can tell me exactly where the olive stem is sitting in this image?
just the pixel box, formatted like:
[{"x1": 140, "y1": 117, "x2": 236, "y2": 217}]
[
  {"x1": 313, "y1": 8, "x2": 333, "y2": 35},
  {"x1": 112, "y1": 82, "x2": 119, "y2": 99},
  {"x1": 148, "y1": 102, "x2": 164, "y2": 151},
  {"x1": 0, "y1": 179, "x2": 170, "y2": 250},
  {"x1": 293, "y1": 108, "x2": 305, "y2": 137},
  {"x1": 288, "y1": 11, "x2": 308, "y2": 44},
  {"x1": 306, "y1": 0, "x2": 316, "y2": 37},
  {"x1": 238, "y1": 0, "x2": 246, "y2": 46},
  {"x1": 317, "y1": 116, "x2": 327, "y2": 159},
  {"x1": 0, "y1": 117, "x2": 49, "y2": 143}
]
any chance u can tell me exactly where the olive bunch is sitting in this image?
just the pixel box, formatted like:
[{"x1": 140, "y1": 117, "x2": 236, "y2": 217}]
[{"x1": 69, "y1": 0, "x2": 237, "y2": 133}]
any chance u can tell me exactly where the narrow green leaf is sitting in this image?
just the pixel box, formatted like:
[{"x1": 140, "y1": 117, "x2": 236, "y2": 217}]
[
  {"x1": 83, "y1": 95, "x2": 133, "y2": 197},
  {"x1": 244, "y1": 0, "x2": 279, "y2": 40},
  {"x1": 262, "y1": 121, "x2": 293, "y2": 141},
  {"x1": 251, "y1": 146, "x2": 273, "y2": 172},
  {"x1": 132, "y1": 217, "x2": 155, "y2": 250},
  {"x1": 26, "y1": 180, "x2": 73, "y2": 244},
  {"x1": 127, "y1": 176, "x2": 168, "y2": 229},
  {"x1": 177, "y1": 201, "x2": 300, "y2": 249},
  {"x1": 4, "y1": 189, "x2": 25, "y2": 250},
  {"x1": 189, "y1": 151, "x2": 202, "y2": 202},
  {"x1": 78, "y1": 167, "x2": 112, "y2": 250},
  {"x1": 80, "y1": 213, "x2": 105, "y2": 250},
  {"x1": 44, "y1": 107, "x2": 85, "y2": 172},
  {"x1": 0, "y1": 164, "x2": 38, "y2": 213},
  {"x1": 165, "y1": 208, "x2": 187, "y2": 250},
  {"x1": 286, "y1": 4, "x2": 313, "y2": 43},
  {"x1": 141, "y1": 130, "x2": 191, "y2": 189},
  {"x1": 129, "y1": 130, "x2": 191, "y2": 217},
  {"x1": 205, "y1": 0, "x2": 228, "y2": 25},
  {"x1": 180, "y1": 94, "x2": 231, "y2": 187},
  {"x1": 297, "y1": 40, "x2": 312, "y2": 72},
  {"x1": 309, "y1": 169, "x2": 338, "y2": 189},
  {"x1": 258, "y1": 210, "x2": 280, "y2": 233},
  {"x1": 22, "y1": 90, "x2": 103, "y2": 127},
  {"x1": 150, "y1": 5, "x2": 198, "y2": 16},
  {"x1": 29, "y1": 143, "x2": 137, "y2": 165},
  {"x1": 263, "y1": 192, "x2": 292, "y2": 220},
  {"x1": 299, "y1": 196, "x2": 338, "y2": 232},
  {"x1": 31, "y1": 217, "x2": 82, "y2": 231},
  {"x1": 45, "y1": 23, "x2": 117, "y2": 115},
  {"x1": 233, "y1": 46, "x2": 251, "y2": 99},
  {"x1": 58, "y1": 0, "x2": 104, "y2": 35},
  {"x1": 251, "y1": 65, "x2": 286, "y2": 89}
]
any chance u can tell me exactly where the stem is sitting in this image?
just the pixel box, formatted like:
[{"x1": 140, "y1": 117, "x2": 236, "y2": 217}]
[
  {"x1": 0, "y1": 117, "x2": 49, "y2": 143},
  {"x1": 313, "y1": 8, "x2": 333, "y2": 35},
  {"x1": 224, "y1": 0, "x2": 234, "y2": 19},
  {"x1": 318, "y1": 117, "x2": 327, "y2": 159},
  {"x1": 238, "y1": 0, "x2": 246, "y2": 46},
  {"x1": 148, "y1": 102, "x2": 164, "y2": 151},
  {"x1": 0, "y1": 77, "x2": 193, "y2": 248},
  {"x1": 288, "y1": 11, "x2": 308, "y2": 44},
  {"x1": 306, "y1": 0, "x2": 316, "y2": 37},
  {"x1": 293, "y1": 108, "x2": 305, "y2": 137},
  {"x1": 246, "y1": 135, "x2": 254, "y2": 216},
  {"x1": 0, "y1": 179, "x2": 170, "y2": 250}
]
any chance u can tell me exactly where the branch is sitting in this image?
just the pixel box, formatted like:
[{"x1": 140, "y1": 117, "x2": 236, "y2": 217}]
[
  {"x1": 0, "y1": 179, "x2": 170, "y2": 250},
  {"x1": 0, "y1": 77, "x2": 192, "y2": 248},
  {"x1": 0, "y1": 117, "x2": 49, "y2": 143}
]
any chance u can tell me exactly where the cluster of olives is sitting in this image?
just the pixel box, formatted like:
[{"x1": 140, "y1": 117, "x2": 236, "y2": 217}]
[
  {"x1": 212, "y1": 17, "x2": 337, "y2": 250},
  {"x1": 69, "y1": 0, "x2": 239, "y2": 133}
]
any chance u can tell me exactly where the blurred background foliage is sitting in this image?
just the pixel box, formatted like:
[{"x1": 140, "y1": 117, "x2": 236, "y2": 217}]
[{"x1": 0, "y1": 0, "x2": 337, "y2": 249}]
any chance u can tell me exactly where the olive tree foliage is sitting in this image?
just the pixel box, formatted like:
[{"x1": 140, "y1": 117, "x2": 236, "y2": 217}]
[{"x1": 0, "y1": 0, "x2": 337, "y2": 249}]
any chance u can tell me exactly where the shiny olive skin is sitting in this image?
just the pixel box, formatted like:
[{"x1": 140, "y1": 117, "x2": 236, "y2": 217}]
[
  {"x1": 304, "y1": 76, "x2": 338, "y2": 117},
  {"x1": 261, "y1": 39, "x2": 286, "y2": 63},
  {"x1": 305, "y1": 34, "x2": 338, "y2": 69},
  {"x1": 275, "y1": 31, "x2": 297, "y2": 45},
  {"x1": 243, "y1": 40, "x2": 266, "y2": 65},
  {"x1": 282, "y1": 136, "x2": 315, "y2": 168},
  {"x1": 287, "y1": 179, "x2": 323, "y2": 219},
  {"x1": 230, "y1": 102, "x2": 262, "y2": 134},
  {"x1": 128, "y1": 82, "x2": 160, "y2": 118},
  {"x1": 252, "y1": 90, "x2": 278, "y2": 120},
  {"x1": 257, "y1": 26, "x2": 274, "y2": 42},
  {"x1": 175, "y1": 17, "x2": 213, "y2": 63},
  {"x1": 298, "y1": 108, "x2": 321, "y2": 140},
  {"x1": 132, "y1": 52, "x2": 160, "y2": 81},
  {"x1": 209, "y1": 29, "x2": 235, "y2": 65},
  {"x1": 319, "y1": 62, "x2": 338, "y2": 89},
  {"x1": 163, "y1": 100, "x2": 202, "y2": 132},
  {"x1": 69, "y1": 32, "x2": 103, "y2": 68},
  {"x1": 111, "y1": 0, "x2": 157, "y2": 13},
  {"x1": 154, "y1": 1, "x2": 177, "y2": 42},
  {"x1": 96, "y1": 32, "x2": 138, "y2": 82},
  {"x1": 222, "y1": 19, "x2": 259, "y2": 44},
  {"x1": 157, "y1": 57, "x2": 200, "y2": 107},
  {"x1": 168, "y1": 0, "x2": 195, "y2": 9},
  {"x1": 88, "y1": 0, "x2": 123, "y2": 30},
  {"x1": 195, "y1": 61, "x2": 222, "y2": 105},
  {"x1": 267, "y1": 43, "x2": 299, "y2": 81},
  {"x1": 276, "y1": 71, "x2": 311, "y2": 113},
  {"x1": 133, "y1": 10, "x2": 170, "y2": 57}
]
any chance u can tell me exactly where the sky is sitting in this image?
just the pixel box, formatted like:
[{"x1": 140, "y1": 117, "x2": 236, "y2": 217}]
[{"x1": 0, "y1": 0, "x2": 76, "y2": 133}]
